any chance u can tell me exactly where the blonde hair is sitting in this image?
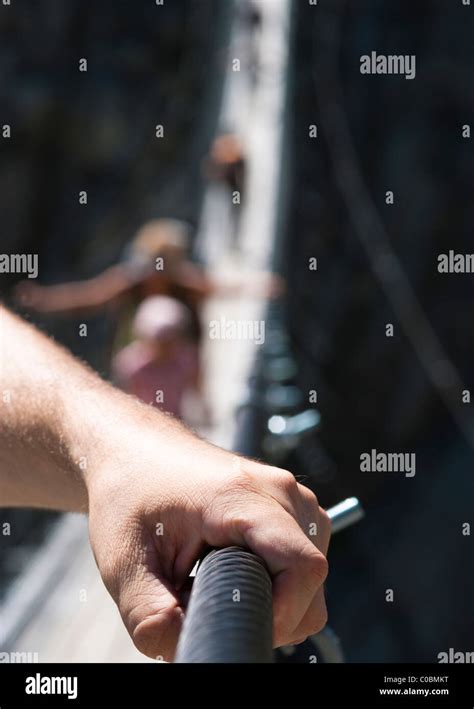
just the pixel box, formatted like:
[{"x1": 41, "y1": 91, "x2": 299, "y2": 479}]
[{"x1": 130, "y1": 219, "x2": 190, "y2": 260}]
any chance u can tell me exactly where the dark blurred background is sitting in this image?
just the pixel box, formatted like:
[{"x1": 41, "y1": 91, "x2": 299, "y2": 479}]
[
  {"x1": 280, "y1": 0, "x2": 474, "y2": 661},
  {"x1": 0, "y1": 0, "x2": 230, "y2": 369}
]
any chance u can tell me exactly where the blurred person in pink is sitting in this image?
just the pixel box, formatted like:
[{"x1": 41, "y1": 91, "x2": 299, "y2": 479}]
[{"x1": 112, "y1": 295, "x2": 199, "y2": 419}]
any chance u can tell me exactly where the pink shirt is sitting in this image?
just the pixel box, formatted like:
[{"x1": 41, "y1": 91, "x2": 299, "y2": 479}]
[{"x1": 112, "y1": 340, "x2": 198, "y2": 418}]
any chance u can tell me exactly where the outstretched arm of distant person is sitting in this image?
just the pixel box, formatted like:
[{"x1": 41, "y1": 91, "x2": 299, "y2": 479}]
[
  {"x1": 173, "y1": 260, "x2": 285, "y2": 301},
  {"x1": 14, "y1": 260, "x2": 283, "y2": 317},
  {"x1": 14, "y1": 263, "x2": 133, "y2": 315},
  {"x1": 0, "y1": 304, "x2": 329, "y2": 660}
]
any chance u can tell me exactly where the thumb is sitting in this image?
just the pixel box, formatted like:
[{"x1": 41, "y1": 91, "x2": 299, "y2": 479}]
[{"x1": 118, "y1": 563, "x2": 184, "y2": 661}]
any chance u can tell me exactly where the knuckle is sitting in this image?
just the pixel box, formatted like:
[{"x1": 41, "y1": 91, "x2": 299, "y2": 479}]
[
  {"x1": 224, "y1": 459, "x2": 260, "y2": 494},
  {"x1": 302, "y1": 547, "x2": 329, "y2": 587},
  {"x1": 267, "y1": 466, "x2": 297, "y2": 494},
  {"x1": 298, "y1": 483, "x2": 319, "y2": 507}
]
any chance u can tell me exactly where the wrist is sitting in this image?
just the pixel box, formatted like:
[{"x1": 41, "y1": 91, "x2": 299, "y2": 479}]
[
  {"x1": 63, "y1": 378, "x2": 178, "y2": 493},
  {"x1": 61, "y1": 379, "x2": 128, "y2": 492}
]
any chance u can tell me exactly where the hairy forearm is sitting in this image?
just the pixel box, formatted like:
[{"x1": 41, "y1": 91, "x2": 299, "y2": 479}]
[
  {"x1": 0, "y1": 306, "x2": 331, "y2": 657},
  {"x1": 0, "y1": 305, "x2": 100, "y2": 509},
  {"x1": 0, "y1": 305, "x2": 187, "y2": 511}
]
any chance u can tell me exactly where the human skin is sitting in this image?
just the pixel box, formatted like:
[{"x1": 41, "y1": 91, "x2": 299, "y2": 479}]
[
  {"x1": 14, "y1": 258, "x2": 283, "y2": 315},
  {"x1": 0, "y1": 305, "x2": 330, "y2": 660}
]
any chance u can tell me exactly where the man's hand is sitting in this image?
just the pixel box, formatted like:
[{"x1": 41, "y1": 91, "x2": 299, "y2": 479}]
[
  {"x1": 0, "y1": 305, "x2": 330, "y2": 661},
  {"x1": 88, "y1": 432, "x2": 330, "y2": 660}
]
